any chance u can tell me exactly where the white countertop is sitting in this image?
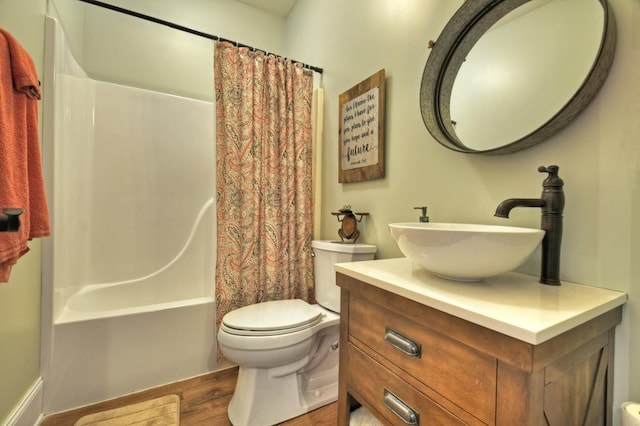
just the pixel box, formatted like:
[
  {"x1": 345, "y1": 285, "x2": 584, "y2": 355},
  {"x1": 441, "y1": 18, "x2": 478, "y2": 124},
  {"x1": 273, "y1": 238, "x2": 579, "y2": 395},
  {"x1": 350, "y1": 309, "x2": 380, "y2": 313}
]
[{"x1": 334, "y1": 258, "x2": 627, "y2": 344}]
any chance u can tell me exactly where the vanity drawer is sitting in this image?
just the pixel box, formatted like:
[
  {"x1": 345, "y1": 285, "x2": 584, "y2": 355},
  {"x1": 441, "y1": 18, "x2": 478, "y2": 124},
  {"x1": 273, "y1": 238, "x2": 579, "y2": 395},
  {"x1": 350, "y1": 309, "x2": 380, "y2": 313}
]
[
  {"x1": 348, "y1": 295, "x2": 496, "y2": 424},
  {"x1": 348, "y1": 343, "x2": 468, "y2": 425}
]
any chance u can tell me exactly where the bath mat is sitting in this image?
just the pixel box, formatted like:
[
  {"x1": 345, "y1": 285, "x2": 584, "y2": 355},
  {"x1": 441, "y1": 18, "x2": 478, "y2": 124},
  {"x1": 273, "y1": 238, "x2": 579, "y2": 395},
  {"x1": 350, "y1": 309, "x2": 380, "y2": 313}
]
[{"x1": 74, "y1": 394, "x2": 180, "y2": 426}]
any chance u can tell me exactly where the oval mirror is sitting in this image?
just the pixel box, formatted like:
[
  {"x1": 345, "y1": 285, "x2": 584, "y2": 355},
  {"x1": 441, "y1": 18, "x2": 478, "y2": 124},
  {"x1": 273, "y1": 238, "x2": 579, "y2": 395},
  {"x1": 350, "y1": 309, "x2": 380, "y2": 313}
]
[{"x1": 420, "y1": 0, "x2": 616, "y2": 154}]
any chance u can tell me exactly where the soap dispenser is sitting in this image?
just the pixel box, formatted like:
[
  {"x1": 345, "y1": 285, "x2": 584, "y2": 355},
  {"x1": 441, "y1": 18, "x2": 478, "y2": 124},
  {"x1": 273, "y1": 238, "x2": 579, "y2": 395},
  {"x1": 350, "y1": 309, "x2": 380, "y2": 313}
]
[{"x1": 414, "y1": 206, "x2": 429, "y2": 223}]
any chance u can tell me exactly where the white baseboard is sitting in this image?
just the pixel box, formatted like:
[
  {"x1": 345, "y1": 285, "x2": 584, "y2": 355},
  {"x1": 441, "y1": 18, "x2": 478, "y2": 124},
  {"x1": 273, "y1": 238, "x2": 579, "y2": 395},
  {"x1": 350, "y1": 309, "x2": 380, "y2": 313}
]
[{"x1": 4, "y1": 378, "x2": 43, "y2": 426}]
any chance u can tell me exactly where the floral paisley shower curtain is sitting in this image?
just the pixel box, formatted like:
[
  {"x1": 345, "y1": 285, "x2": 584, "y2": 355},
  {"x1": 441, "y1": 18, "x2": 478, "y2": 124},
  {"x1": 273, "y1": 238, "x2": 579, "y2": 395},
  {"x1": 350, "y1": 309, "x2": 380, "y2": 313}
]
[{"x1": 214, "y1": 41, "x2": 315, "y2": 327}]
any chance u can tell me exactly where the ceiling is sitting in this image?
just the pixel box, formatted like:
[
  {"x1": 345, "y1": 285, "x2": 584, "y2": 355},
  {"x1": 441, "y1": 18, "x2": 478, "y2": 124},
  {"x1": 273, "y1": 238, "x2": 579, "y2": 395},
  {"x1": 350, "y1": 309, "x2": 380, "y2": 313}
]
[{"x1": 234, "y1": 0, "x2": 298, "y2": 18}]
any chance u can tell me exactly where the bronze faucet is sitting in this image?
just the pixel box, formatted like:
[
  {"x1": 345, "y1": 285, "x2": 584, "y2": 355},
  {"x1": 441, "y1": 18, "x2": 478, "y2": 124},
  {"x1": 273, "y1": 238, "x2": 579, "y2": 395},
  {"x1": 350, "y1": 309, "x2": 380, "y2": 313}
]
[{"x1": 494, "y1": 165, "x2": 564, "y2": 285}]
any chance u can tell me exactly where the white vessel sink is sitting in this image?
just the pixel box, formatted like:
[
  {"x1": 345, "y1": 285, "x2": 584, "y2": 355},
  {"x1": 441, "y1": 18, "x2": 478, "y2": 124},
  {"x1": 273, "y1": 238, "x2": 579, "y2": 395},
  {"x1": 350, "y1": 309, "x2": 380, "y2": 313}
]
[{"x1": 389, "y1": 222, "x2": 545, "y2": 281}]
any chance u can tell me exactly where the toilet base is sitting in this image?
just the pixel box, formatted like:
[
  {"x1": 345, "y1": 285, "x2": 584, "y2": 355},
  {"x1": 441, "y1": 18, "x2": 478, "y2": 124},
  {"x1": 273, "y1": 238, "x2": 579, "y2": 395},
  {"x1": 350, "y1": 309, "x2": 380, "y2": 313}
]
[
  {"x1": 228, "y1": 366, "x2": 337, "y2": 426},
  {"x1": 226, "y1": 327, "x2": 340, "y2": 426}
]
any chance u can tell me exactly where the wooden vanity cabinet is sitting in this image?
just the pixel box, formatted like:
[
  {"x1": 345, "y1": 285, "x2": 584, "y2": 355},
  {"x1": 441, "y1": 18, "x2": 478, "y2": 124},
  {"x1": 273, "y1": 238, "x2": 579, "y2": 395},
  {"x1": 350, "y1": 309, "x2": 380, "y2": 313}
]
[{"x1": 337, "y1": 273, "x2": 622, "y2": 426}]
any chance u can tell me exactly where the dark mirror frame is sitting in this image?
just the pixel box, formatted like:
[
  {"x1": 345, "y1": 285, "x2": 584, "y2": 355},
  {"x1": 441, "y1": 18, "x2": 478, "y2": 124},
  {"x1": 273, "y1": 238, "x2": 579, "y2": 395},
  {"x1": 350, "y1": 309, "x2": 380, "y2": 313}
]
[{"x1": 420, "y1": 0, "x2": 616, "y2": 155}]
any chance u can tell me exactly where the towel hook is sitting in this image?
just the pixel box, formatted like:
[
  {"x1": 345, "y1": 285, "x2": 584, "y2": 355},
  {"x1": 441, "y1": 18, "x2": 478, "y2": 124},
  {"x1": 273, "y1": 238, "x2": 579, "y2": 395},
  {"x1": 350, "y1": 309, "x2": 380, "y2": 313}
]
[{"x1": 0, "y1": 208, "x2": 24, "y2": 232}]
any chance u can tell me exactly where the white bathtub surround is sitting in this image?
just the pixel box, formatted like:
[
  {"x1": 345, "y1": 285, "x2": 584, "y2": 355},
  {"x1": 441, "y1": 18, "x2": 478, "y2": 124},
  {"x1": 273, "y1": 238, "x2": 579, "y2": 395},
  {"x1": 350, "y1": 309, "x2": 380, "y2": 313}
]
[{"x1": 41, "y1": 16, "x2": 216, "y2": 413}]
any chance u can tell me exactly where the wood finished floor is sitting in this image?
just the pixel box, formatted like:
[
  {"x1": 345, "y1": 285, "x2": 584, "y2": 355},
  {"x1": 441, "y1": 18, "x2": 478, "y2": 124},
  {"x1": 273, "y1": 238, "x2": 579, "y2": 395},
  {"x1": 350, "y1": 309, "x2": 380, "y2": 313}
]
[{"x1": 40, "y1": 366, "x2": 338, "y2": 425}]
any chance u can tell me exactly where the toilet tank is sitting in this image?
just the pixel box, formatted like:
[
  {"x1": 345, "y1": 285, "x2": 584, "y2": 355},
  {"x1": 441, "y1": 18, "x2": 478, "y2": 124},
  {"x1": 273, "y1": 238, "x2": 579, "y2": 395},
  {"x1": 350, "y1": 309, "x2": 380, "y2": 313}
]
[{"x1": 312, "y1": 240, "x2": 376, "y2": 313}]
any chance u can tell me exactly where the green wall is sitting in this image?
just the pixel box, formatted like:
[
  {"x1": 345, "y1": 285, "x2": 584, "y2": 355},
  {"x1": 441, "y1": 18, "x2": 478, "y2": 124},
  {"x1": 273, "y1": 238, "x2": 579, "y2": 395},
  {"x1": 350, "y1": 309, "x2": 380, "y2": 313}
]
[{"x1": 0, "y1": 0, "x2": 46, "y2": 423}]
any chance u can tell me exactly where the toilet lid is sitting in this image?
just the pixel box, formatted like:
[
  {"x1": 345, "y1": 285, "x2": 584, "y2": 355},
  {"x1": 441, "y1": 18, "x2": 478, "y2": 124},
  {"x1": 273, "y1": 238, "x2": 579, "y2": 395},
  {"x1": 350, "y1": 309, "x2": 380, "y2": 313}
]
[{"x1": 222, "y1": 299, "x2": 324, "y2": 336}]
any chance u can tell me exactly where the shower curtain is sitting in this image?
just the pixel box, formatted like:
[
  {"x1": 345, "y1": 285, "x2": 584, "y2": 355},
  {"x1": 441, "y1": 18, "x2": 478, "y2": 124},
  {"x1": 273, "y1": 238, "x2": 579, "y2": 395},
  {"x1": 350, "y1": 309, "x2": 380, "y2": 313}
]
[{"x1": 214, "y1": 41, "x2": 315, "y2": 326}]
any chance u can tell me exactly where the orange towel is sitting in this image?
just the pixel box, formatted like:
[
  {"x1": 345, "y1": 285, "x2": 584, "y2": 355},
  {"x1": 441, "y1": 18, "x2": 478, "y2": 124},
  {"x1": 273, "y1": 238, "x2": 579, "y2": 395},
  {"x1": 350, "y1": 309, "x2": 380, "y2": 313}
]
[{"x1": 0, "y1": 29, "x2": 50, "y2": 282}]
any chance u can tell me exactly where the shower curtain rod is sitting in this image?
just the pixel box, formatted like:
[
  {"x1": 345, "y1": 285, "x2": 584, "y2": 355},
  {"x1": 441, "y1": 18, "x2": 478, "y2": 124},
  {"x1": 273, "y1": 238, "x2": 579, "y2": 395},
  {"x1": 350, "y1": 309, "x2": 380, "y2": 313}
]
[{"x1": 77, "y1": 0, "x2": 324, "y2": 74}]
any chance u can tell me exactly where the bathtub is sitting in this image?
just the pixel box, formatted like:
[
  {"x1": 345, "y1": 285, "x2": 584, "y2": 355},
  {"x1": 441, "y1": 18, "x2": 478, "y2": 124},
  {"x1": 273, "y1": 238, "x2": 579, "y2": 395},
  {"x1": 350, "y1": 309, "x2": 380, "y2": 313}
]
[
  {"x1": 46, "y1": 295, "x2": 216, "y2": 412},
  {"x1": 42, "y1": 16, "x2": 218, "y2": 413}
]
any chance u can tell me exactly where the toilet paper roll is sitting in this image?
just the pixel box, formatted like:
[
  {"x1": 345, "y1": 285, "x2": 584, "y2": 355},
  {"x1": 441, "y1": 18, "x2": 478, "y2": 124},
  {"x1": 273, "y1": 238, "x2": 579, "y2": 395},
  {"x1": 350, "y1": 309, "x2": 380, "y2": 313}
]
[{"x1": 622, "y1": 402, "x2": 640, "y2": 426}]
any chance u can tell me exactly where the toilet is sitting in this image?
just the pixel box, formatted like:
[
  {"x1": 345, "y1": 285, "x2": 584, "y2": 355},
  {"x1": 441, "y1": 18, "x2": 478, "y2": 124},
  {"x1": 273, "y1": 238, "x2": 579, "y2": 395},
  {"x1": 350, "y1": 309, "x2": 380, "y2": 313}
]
[{"x1": 217, "y1": 240, "x2": 377, "y2": 426}]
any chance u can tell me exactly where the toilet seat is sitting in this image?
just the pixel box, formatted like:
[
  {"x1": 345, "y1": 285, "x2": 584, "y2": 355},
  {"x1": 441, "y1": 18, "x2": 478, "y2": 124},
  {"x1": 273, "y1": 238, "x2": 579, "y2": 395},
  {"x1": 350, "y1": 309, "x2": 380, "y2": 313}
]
[{"x1": 221, "y1": 299, "x2": 324, "y2": 336}]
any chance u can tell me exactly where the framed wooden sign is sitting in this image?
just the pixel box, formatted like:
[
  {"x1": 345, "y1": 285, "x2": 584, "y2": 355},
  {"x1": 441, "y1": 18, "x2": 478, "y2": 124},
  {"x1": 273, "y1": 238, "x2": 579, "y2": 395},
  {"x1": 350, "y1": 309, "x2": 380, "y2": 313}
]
[{"x1": 338, "y1": 69, "x2": 385, "y2": 183}]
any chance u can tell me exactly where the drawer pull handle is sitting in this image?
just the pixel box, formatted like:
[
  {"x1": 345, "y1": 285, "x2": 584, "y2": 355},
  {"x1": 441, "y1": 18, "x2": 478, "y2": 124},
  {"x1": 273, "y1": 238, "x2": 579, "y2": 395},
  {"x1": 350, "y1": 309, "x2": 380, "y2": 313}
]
[
  {"x1": 383, "y1": 389, "x2": 419, "y2": 425},
  {"x1": 384, "y1": 327, "x2": 421, "y2": 357}
]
